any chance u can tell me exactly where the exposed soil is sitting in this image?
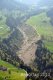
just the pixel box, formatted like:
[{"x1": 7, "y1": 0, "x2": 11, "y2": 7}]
[
  {"x1": 17, "y1": 24, "x2": 40, "y2": 65},
  {"x1": 18, "y1": 43, "x2": 37, "y2": 65}
]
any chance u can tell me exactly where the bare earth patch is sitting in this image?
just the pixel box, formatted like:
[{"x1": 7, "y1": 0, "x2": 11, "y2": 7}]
[{"x1": 17, "y1": 24, "x2": 40, "y2": 65}]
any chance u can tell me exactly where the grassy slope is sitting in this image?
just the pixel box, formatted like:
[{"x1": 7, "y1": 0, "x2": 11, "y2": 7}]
[
  {"x1": 0, "y1": 11, "x2": 10, "y2": 39},
  {"x1": 0, "y1": 9, "x2": 27, "y2": 39},
  {"x1": 0, "y1": 60, "x2": 26, "y2": 80},
  {"x1": 26, "y1": 12, "x2": 53, "y2": 52}
]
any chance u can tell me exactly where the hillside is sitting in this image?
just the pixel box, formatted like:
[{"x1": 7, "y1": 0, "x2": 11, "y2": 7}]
[
  {"x1": 26, "y1": 12, "x2": 53, "y2": 52},
  {"x1": 0, "y1": 60, "x2": 26, "y2": 80}
]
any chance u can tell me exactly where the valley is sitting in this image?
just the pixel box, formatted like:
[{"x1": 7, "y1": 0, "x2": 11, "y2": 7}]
[
  {"x1": 0, "y1": 1, "x2": 41, "y2": 79},
  {"x1": 0, "y1": 0, "x2": 53, "y2": 80}
]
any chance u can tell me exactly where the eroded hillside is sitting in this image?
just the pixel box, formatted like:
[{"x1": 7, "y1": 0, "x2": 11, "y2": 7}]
[{"x1": 17, "y1": 24, "x2": 40, "y2": 65}]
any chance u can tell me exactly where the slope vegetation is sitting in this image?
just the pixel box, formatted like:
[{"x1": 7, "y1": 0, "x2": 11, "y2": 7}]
[
  {"x1": 26, "y1": 12, "x2": 53, "y2": 52},
  {"x1": 0, "y1": 60, "x2": 26, "y2": 80}
]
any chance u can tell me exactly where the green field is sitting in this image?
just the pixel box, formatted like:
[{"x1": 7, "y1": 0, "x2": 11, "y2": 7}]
[
  {"x1": 0, "y1": 60, "x2": 26, "y2": 80},
  {"x1": 0, "y1": 11, "x2": 10, "y2": 39},
  {"x1": 44, "y1": 41, "x2": 53, "y2": 52},
  {"x1": 26, "y1": 12, "x2": 53, "y2": 52}
]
